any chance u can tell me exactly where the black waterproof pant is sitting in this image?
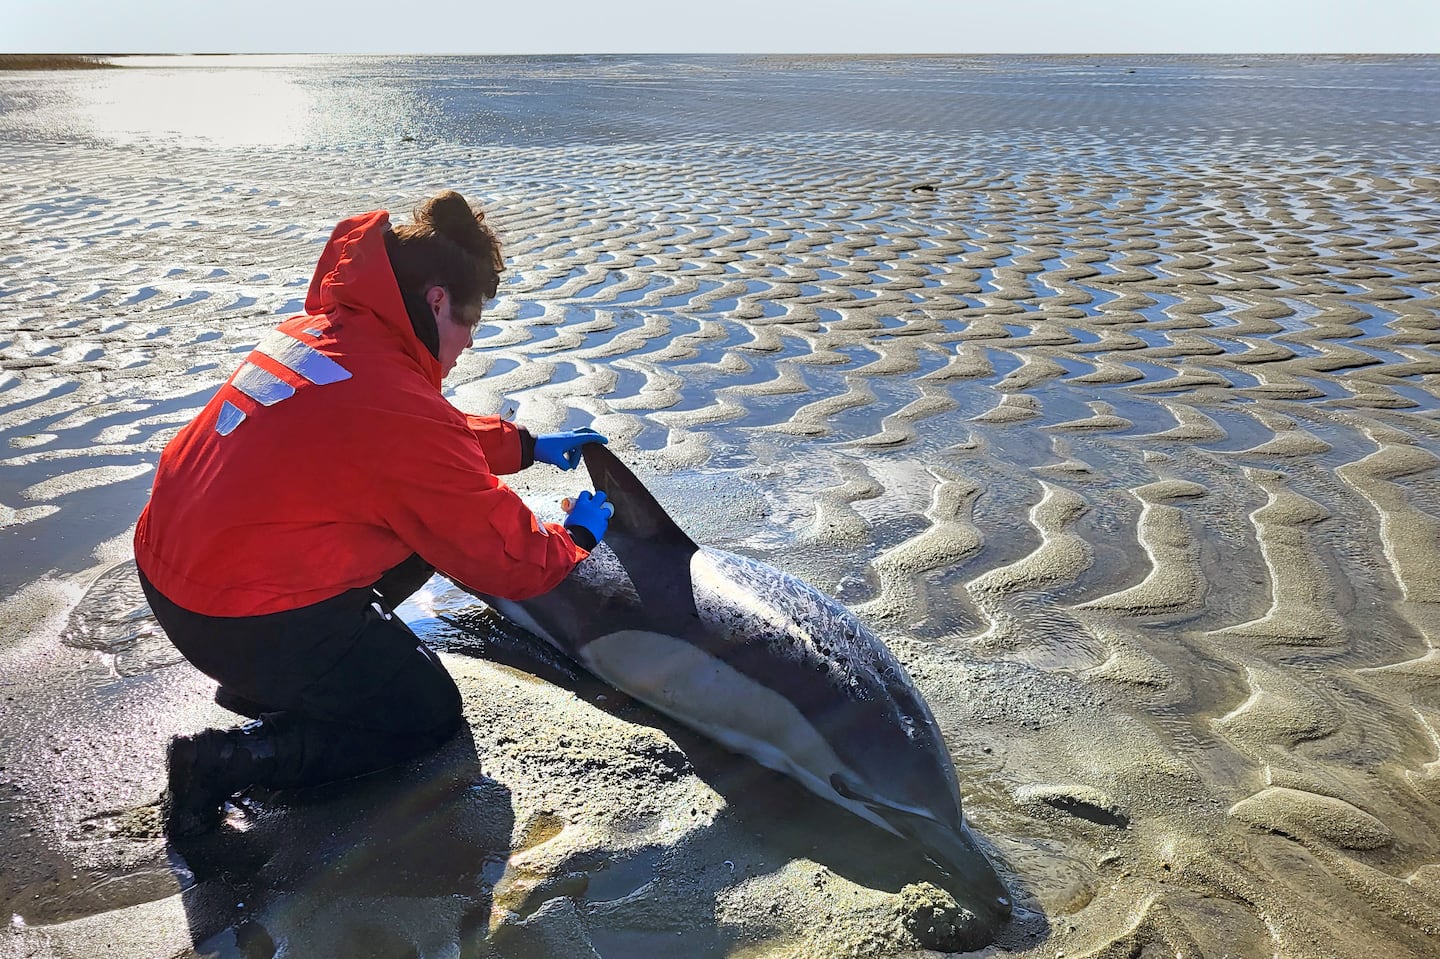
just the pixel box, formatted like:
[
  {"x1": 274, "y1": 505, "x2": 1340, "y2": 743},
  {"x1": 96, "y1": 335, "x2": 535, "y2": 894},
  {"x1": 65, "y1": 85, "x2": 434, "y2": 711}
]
[{"x1": 139, "y1": 555, "x2": 463, "y2": 789}]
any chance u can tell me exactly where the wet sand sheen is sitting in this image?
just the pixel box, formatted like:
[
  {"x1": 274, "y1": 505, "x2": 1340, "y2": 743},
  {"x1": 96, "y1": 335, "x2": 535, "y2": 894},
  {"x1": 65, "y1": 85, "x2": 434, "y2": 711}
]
[{"x1": 2, "y1": 54, "x2": 1440, "y2": 958}]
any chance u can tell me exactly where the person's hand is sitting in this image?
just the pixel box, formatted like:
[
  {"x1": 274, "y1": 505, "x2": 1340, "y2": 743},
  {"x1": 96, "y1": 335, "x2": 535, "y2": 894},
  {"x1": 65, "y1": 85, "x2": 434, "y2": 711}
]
[
  {"x1": 562, "y1": 490, "x2": 615, "y2": 550},
  {"x1": 534, "y1": 428, "x2": 609, "y2": 470}
]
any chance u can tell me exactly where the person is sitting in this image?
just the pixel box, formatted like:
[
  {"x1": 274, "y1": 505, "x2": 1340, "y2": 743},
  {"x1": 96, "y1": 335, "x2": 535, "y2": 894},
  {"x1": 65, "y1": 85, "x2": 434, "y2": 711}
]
[{"x1": 133, "y1": 190, "x2": 614, "y2": 837}]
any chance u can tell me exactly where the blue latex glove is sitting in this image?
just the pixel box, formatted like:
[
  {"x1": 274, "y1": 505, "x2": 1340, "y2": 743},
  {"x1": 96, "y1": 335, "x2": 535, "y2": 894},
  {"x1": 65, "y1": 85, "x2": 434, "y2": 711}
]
[
  {"x1": 534, "y1": 427, "x2": 609, "y2": 470},
  {"x1": 563, "y1": 490, "x2": 615, "y2": 549}
]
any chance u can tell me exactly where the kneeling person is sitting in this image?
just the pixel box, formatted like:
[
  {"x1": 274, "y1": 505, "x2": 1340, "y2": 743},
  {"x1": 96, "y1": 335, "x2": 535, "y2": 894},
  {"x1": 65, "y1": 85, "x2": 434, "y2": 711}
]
[{"x1": 133, "y1": 190, "x2": 613, "y2": 836}]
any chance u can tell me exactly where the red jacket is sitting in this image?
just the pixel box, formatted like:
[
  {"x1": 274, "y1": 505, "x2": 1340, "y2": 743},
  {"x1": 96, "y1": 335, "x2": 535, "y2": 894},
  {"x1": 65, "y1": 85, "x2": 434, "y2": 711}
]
[{"x1": 134, "y1": 210, "x2": 587, "y2": 617}]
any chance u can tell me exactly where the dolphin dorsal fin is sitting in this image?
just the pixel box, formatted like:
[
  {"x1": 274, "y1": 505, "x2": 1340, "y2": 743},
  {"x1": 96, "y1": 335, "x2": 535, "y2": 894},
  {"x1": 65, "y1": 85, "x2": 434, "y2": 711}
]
[{"x1": 582, "y1": 443, "x2": 699, "y2": 554}]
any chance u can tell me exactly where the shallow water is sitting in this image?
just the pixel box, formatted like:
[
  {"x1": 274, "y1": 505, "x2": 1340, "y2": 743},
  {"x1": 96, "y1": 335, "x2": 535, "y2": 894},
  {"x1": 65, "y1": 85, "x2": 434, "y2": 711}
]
[{"x1": 2, "y1": 54, "x2": 1439, "y2": 959}]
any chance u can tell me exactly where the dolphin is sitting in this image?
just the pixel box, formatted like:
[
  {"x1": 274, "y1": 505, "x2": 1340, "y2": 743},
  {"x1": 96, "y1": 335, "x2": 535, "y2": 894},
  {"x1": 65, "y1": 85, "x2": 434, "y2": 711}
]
[{"x1": 470, "y1": 444, "x2": 1011, "y2": 922}]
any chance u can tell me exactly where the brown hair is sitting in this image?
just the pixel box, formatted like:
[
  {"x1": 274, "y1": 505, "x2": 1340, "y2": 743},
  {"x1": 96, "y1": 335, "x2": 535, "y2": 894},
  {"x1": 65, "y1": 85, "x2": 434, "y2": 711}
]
[{"x1": 385, "y1": 190, "x2": 504, "y2": 356}]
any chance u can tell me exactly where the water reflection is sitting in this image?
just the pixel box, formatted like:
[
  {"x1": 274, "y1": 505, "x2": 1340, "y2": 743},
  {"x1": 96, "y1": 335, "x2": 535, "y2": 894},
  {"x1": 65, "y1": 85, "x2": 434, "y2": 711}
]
[
  {"x1": 0, "y1": 55, "x2": 434, "y2": 147},
  {"x1": 4, "y1": 54, "x2": 1438, "y2": 152}
]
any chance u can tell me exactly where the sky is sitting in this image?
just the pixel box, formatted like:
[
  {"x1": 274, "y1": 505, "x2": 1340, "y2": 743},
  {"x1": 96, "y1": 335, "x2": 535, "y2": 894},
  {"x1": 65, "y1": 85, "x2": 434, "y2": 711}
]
[{"x1": 5, "y1": 0, "x2": 1439, "y2": 55}]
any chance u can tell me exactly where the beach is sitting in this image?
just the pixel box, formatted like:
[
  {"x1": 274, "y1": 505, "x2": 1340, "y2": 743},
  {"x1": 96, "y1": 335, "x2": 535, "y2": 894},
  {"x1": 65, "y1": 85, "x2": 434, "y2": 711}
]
[{"x1": 1, "y1": 54, "x2": 1439, "y2": 957}]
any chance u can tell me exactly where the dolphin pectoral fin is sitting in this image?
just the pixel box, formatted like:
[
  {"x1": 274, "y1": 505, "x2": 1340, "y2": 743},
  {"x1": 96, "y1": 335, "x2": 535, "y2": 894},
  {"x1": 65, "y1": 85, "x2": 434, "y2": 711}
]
[
  {"x1": 828, "y1": 772, "x2": 934, "y2": 828},
  {"x1": 829, "y1": 772, "x2": 865, "y2": 803}
]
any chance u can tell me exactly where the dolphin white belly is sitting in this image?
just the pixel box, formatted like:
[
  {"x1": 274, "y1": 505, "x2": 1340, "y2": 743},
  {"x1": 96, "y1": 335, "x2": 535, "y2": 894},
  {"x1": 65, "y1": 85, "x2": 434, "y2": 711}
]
[{"x1": 578, "y1": 627, "x2": 899, "y2": 836}]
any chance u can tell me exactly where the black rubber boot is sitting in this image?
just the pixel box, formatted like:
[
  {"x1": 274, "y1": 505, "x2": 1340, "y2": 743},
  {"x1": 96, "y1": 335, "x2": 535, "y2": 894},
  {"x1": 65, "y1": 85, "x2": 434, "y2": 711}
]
[{"x1": 162, "y1": 722, "x2": 278, "y2": 838}]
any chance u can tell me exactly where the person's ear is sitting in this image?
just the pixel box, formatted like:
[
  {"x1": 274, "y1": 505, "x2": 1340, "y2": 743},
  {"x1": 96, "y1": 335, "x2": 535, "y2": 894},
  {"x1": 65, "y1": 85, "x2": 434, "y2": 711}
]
[{"x1": 426, "y1": 285, "x2": 447, "y2": 317}]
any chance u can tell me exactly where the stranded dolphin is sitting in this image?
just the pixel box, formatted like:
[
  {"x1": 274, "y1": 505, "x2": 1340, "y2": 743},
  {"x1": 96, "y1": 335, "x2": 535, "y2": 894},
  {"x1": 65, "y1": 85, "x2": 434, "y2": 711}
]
[{"x1": 471, "y1": 444, "x2": 1012, "y2": 923}]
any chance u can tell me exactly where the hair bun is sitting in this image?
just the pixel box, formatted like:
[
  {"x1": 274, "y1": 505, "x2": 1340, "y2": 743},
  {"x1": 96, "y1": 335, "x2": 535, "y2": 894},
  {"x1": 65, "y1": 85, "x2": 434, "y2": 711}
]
[
  {"x1": 389, "y1": 189, "x2": 505, "y2": 304},
  {"x1": 416, "y1": 190, "x2": 486, "y2": 256}
]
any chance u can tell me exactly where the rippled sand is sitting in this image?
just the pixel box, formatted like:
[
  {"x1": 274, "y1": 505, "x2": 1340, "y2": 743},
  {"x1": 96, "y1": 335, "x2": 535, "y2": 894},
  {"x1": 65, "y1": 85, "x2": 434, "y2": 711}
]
[{"x1": 2, "y1": 55, "x2": 1439, "y2": 958}]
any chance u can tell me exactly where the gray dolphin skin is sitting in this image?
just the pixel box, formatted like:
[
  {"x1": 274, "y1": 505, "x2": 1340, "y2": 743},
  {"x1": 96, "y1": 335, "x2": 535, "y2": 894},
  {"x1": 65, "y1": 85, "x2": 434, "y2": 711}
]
[{"x1": 474, "y1": 444, "x2": 1011, "y2": 923}]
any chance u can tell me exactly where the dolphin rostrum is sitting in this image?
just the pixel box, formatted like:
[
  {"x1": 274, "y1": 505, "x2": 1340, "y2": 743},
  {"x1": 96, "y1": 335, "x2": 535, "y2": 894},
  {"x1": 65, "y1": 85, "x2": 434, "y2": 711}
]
[{"x1": 471, "y1": 444, "x2": 1011, "y2": 922}]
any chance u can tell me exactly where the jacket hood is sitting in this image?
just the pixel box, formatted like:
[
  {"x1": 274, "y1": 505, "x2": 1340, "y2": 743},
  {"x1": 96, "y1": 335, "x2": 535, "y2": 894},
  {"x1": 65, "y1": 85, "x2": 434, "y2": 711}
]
[{"x1": 304, "y1": 210, "x2": 443, "y2": 387}]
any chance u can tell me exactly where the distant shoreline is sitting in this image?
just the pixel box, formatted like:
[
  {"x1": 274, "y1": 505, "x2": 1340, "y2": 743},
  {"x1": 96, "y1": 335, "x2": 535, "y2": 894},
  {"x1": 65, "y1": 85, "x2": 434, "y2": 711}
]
[{"x1": 0, "y1": 54, "x2": 116, "y2": 70}]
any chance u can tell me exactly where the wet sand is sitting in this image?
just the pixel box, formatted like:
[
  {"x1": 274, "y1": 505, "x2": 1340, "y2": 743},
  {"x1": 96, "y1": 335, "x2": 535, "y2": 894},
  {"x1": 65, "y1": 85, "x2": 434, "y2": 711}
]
[{"x1": 2, "y1": 55, "x2": 1440, "y2": 958}]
